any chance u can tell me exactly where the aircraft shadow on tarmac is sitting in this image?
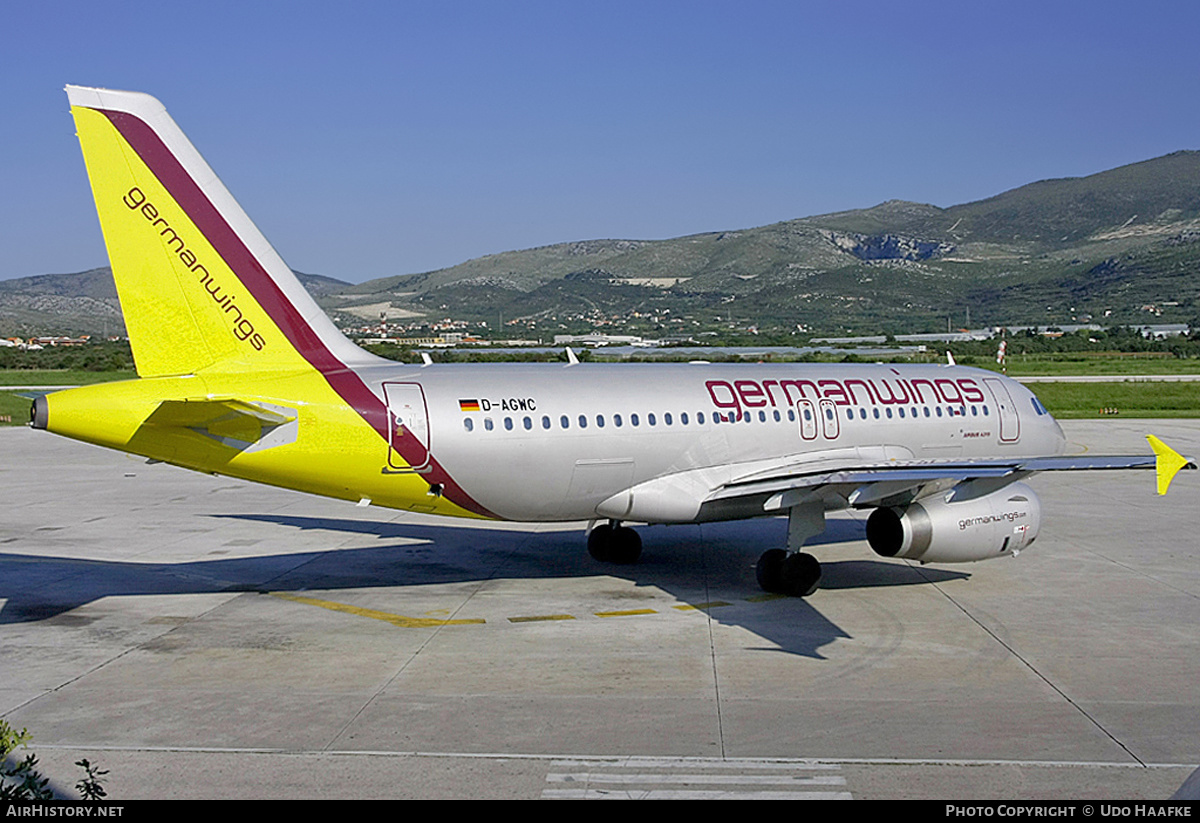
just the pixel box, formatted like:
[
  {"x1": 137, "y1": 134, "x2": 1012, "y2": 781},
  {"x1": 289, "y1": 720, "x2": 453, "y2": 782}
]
[{"x1": 0, "y1": 514, "x2": 968, "y2": 659}]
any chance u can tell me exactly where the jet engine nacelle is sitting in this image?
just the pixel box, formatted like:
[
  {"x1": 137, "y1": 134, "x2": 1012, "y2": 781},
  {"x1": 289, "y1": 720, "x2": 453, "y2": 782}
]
[{"x1": 866, "y1": 482, "x2": 1041, "y2": 564}]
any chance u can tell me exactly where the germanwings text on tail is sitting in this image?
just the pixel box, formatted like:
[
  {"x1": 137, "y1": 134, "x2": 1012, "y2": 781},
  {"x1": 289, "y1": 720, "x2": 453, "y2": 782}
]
[{"x1": 34, "y1": 85, "x2": 1195, "y2": 597}]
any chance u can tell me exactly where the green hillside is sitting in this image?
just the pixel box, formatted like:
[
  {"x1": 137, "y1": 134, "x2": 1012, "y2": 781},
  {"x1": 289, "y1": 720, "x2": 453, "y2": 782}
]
[
  {"x1": 323, "y1": 150, "x2": 1200, "y2": 333},
  {"x1": 6, "y1": 151, "x2": 1200, "y2": 337},
  {"x1": 0, "y1": 270, "x2": 351, "y2": 337}
]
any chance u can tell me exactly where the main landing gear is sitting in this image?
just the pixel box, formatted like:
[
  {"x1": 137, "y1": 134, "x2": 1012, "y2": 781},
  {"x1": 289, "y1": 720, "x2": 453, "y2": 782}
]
[
  {"x1": 587, "y1": 520, "x2": 643, "y2": 564},
  {"x1": 756, "y1": 502, "x2": 827, "y2": 598},
  {"x1": 755, "y1": 549, "x2": 822, "y2": 597},
  {"x1": 585, "y1": 503, "x2": 826, "y2": 598}
]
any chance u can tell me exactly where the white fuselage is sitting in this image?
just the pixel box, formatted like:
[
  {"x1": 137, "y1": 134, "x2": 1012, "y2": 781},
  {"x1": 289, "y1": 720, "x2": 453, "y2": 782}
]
[{"x1": 358, "y1": 361, "x2": 1067, "y2": 522}]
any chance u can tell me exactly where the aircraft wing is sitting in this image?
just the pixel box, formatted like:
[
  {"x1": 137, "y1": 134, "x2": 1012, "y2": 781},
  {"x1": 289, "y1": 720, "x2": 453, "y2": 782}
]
[
  {"x1": 703, "y1": 436, "x2": 1194, "y2": 517},
  {"x1": 601, "y1": 437, "x2": 1195, "y2": 524}
]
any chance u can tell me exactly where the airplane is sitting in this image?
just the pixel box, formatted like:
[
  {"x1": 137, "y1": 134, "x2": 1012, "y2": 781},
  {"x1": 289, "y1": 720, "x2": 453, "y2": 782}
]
[{"x1": 31, "y1": 85, "x2": 1196, "y2": 599}]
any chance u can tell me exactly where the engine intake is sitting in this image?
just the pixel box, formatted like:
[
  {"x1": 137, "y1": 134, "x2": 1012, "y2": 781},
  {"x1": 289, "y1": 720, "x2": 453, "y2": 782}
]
[{"x1": 866, "y1": 482, "x2": 1041, "y2": 563}]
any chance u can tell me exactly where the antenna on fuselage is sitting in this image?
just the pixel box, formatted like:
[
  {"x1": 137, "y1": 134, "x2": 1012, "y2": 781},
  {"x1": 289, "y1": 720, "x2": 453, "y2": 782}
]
[
  {"x1": 946, "y1": 350, "x2": 956, "y2": 366},
  {"x1": 565, "y1": 347, "x2": 579, "y2": 366}
]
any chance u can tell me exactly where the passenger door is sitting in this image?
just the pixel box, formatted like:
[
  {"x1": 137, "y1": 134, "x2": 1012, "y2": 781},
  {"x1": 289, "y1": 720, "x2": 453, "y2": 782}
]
[
  {"x1": 983, "y1": 378, "x2": 1020, "y2": 443},
  {"x1": 383, "y1": 382, "x2": 431, "y2": 471}
]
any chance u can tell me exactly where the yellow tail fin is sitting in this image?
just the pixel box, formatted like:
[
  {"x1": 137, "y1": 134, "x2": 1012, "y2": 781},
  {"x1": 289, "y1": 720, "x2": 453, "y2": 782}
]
[
  {"x1": 56, "y1": 87, "x2": 497, "y2": 520},
  {"x1": 66, "y1": 86, "x2": 370, "y2": 378}
]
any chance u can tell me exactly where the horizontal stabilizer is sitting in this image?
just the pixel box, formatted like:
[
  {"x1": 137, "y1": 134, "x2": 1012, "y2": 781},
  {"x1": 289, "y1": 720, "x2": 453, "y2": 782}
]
[{"x1": 143, "y1": 398, "x2": 297, "y2": 450}]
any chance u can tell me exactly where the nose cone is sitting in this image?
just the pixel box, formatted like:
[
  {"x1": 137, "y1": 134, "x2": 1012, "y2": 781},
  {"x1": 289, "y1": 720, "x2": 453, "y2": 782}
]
[
  {"x1": 1047, "y1": 412, "x2": 1067, "y2": 455},
  {"x1": 1019, "y1": 382, "x2": 1067, "y2": 455},
  {"x1": 30, "y1": 394, "x2": 48, "y2": 429}
]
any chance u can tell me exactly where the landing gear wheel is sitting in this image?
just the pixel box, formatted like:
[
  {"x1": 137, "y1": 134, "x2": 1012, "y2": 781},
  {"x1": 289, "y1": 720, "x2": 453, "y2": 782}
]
[
  {"x1": 781, "y1": 552, "x2": 821, "y2": 597},
  {"x1": 587, "y1": 524, "x2": 614, "y2": 562},
  {"x1": 756, "y1": 550, "x2": 821, "y2": 596},
  {"x1": 587, "y1": 523, "x2": 642, "y2": 564},
  {"x1": 609, "y1": 526, "x2": 642, "y2": 565},
  {"x1": 756, "y1": 549, "x2": 786, "y2": 592}
]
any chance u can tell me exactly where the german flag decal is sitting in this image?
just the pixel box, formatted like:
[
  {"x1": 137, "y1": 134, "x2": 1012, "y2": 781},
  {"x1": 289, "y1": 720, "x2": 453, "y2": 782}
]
[{"x1": 459, "y1": 399, "x2": 481, "y2": 412}]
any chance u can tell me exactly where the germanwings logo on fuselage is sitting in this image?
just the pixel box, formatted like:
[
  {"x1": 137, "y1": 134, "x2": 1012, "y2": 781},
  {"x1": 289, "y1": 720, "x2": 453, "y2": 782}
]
[
  {"x1": 122, "y1": 186, "x2": 266, "y2": 352},
  {"x1": 705, "y1": 375, "x2": 989, "y2": 418}
]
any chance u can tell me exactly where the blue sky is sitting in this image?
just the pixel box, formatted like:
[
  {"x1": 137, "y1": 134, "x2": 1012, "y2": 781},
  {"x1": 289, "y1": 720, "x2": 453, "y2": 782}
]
[{"x1": 4, "y1": 0, "x2": 1199, "y2": 283}]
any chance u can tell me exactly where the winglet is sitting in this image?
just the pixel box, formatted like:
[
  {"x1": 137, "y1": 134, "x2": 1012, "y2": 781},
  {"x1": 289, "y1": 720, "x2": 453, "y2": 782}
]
[{"x1": 1147, "y1": 435, "x2": 1197, "y2": 495}]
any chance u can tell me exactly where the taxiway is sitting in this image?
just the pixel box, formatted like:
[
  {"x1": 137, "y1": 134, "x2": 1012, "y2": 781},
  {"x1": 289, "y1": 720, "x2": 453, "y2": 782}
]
[{"x1": 3, "y1": 421, "x2": 1198, "y2": 799}]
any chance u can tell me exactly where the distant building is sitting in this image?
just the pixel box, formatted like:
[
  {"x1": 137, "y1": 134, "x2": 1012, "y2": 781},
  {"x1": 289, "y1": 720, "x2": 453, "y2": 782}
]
[
  {"x1": 30, "y1": 335, "x2": 91, "y2": 347},
  {"x1": 553, "y1": 333, "x2": 645, "y2": 347}
]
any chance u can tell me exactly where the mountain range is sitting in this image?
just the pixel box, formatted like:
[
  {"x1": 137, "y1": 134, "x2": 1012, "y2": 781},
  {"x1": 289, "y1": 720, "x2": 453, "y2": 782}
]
[{"x1": 5, "y1": 150, "x2": 1200, "y2": 337}]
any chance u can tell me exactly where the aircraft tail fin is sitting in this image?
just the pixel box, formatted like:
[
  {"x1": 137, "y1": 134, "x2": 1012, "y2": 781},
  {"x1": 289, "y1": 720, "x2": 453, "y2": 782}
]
[{"x1": 65, "y1": 85, "x2": 373, "y2": 378}]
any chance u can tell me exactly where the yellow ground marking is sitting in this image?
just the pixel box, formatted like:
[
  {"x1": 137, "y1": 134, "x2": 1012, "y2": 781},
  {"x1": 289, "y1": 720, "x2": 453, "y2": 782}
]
[
  {"x1": 268, "y1": 592, "x2": 789, "y2": 627},
  {"x1": 269, "y1": 592, "x2": 485, "y2": 627}
]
